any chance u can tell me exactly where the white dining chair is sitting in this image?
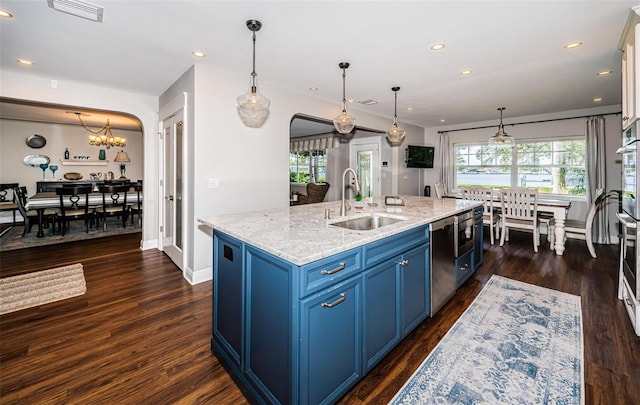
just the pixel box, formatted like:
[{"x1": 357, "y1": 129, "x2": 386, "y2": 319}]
[
  {"x1": 434, "y1": 182, "x2": 446, "y2": 198},
  {"x1": 548, "y1": 188, "x2": 603, "y2": 259},
  {"x1": 499, "y1": 187, "x2": 541, "y2": 252},
  {"x1": 461, "y1": 186, "x2": 500, "y2": 244}
]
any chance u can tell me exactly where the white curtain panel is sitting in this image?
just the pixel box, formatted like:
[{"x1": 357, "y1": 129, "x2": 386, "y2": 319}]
[
  {"x1": 439, "y1": 132, "x2": 451, "y2": 195},
  {"x1": 585, "y1": 116, "x2": 609, "y2": 244}
]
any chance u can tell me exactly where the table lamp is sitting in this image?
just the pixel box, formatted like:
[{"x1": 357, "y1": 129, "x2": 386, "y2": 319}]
[{"x1": 114, "y1": 150, "x2": 131, "y2": 179}]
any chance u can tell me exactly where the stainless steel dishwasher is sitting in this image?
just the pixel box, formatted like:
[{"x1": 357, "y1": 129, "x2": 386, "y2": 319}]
[{"x1": 430, "y1": 216, "x2": 456, "y2": 316}]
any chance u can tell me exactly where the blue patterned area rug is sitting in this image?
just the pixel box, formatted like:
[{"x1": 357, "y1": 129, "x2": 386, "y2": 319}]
[{"x1": 390, "y1": 275, "x2": 583, "y2": 405}]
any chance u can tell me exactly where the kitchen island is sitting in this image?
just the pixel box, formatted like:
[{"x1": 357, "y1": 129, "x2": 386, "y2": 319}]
[{"x1": 199, "y1": 196, "x2": 481, "y2": 405}]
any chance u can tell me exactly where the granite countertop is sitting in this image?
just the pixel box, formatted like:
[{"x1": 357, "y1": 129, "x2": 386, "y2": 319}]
[{"x1": 198, "y1": 195, "x2": 481, "y2": 266}]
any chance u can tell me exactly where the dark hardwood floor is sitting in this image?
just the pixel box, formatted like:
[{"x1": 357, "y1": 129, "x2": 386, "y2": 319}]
[{"x1": 1, "y1": 231, "x2": 638, "y2": 404}]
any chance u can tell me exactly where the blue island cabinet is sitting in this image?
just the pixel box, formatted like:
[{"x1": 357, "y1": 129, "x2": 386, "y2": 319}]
[{"x1": 212, "y1": 225, "x2": 430, "y2": 405}]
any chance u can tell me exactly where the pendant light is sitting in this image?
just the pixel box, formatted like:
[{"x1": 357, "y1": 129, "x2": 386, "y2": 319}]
[
  {"x1": 387, "y1": 86, "x2": 405, "y2": 145},
  {"x1": 488, "y1": 107, "x2": 515, "y2": 148},
  {"x1": 237, "y1": 19, "x2": 270, "y2": 124},
  {"x1": 333, "y1": 62, "x2": 356, "y2": 134}
]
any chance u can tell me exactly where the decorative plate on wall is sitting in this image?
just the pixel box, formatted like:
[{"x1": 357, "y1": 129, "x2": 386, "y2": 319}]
[
  {"x1": 23, "y1": 154, "x2": 50, "y2": 167},
  {"x1": 26, "y1": 134, "x2": 47, "y2": 148}
]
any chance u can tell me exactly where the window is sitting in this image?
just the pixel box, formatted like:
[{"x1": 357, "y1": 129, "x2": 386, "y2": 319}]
[
  {"x1": 289, "y1": 150, "x2": 326, "y2": 184},
  {"x1": 454, "y1": 137, "x2": 586, "y2": 195}
]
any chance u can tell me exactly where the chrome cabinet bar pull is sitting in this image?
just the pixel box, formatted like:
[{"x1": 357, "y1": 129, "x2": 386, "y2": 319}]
[
  {"x1": 322, "y1": 293, "x2": 346, "y2": 308},
  {"x1": 321, "y1": 262, "x2": 346, "y2": 275},
  {"x1": 399, "y1": 259, "x2": 409, "y2": 267}
]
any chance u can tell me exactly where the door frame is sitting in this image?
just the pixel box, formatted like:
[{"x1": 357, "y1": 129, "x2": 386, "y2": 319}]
[
  {"x1": 349, "y1": 136, "x2": 382, "y2": 199},
  {"x1": 158, "y1": 93, "x2": 187, "y2": 272}
]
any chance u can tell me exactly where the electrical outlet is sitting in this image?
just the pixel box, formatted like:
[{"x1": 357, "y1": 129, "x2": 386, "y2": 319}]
[{"x1": 208, "y1": 178, "x2": 219, "y2": 189}]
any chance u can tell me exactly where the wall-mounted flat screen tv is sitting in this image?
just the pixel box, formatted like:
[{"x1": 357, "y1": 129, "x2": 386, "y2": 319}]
[{"x1": 406, "y1": 145, "x2": 435, "y2": 168}]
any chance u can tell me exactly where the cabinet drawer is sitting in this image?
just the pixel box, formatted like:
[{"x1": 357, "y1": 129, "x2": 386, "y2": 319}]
[
  {"x1": 299, "y1": 247, "x2": 362, "y2": 298},
  {"x1": 364, "y1": 225, "x2": 429, "y2": 268},
  {"x1": 456, "y1": 249, "x2": 474, "y2": 288}
]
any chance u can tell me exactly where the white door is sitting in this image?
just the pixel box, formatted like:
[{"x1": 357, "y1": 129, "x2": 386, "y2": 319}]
[
  {"x1": 350, "y1": 139, "x2": 381, "y2": 200},
  {"x1": 161, "y1": 110, "x2": 184, "y2": 270}
]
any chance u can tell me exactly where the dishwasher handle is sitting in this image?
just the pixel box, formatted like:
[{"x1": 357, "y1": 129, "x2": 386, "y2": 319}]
[{"x1": 430, "y1": 216, "x2": 455, "y2": 232}]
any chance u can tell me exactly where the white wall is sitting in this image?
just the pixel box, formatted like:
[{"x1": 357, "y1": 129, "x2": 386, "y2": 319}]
[
  {"x1": 0, "y1": 119, "x2": 143, "y2": 196},
  {"x1": 0, "y1": 70, "x2": 159, "y2": 249},
  {"x1": 423, "y1": 105, "x2": 623, "y2": 241},
  {"x1": 176, "y1": 64, "x2": 423, "y2": 283}
]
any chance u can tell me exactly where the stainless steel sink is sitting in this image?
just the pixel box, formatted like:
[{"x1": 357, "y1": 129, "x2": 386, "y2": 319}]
[{"x1": 330, "y1": 214, "x2": 406, "y2": 231}]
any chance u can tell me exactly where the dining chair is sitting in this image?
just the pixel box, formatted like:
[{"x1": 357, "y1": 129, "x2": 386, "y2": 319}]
[
  {"x1": 434, "y1": 182, "x2": 446, "y2": 198},
  {"x1": 499, "y1": 187, "x2": 541, "y2": 252},
  {"x1": 297, "y1": 182, "x2": 330, "y2": 204},
  {"x1": 57, "y1": 186, "x2": 93, "y2": 236},
  {"x1": 96, "y1": 184, "x2": 129, "y2": 231},
  {"x1": 547, "y1": 189, "x2": 604, "y2": 259},
  {"x1": 14, "y1": 186, "x2": 58, "y2": 237},
  {"x1": 462, "y1": 186, "x2": 501, "y2": 244},
  {"x1": 0, "y1": 183, "x2": 20, "y2": 225},
  {"x1": 128, "y1": 180, "x2": 143, "y2": 227}
]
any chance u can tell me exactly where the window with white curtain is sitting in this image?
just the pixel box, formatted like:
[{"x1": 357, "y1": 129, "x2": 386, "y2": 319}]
[
  {"x1": 454, "y1": 136, "x2": 586, "y2": 196},
  {"x1": 289, "y1": 150, "x2": 326, "y2": 184}
]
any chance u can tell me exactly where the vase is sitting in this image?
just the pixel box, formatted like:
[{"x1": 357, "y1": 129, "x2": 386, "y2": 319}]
[{"x1": 98, "y1": 149, "x2": 106, "y2": 160}]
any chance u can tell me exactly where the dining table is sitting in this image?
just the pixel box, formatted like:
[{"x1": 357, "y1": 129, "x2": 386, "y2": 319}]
[
  {"x1": 25, "y1": 191, "x2": 142, "y2": 238},
  {"x1": 449, "y1": 194, "x2": 572, "y2": 255}
]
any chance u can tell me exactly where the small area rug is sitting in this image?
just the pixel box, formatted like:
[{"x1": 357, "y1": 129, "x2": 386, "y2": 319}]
[
  {"x1": 0, "y1": 216, "x2": 140, "y2": 252},
  {"x1": 390, "y1": 275, "x2": 583, "y2": 405},
  {"x1": 0, "y1": 263, "x2": 86, "y2": 315}
]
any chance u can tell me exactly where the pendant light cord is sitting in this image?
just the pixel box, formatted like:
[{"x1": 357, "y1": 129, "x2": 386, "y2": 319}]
[{"x1": 250, "y1": 30, "x2": 257, "y2": 92}]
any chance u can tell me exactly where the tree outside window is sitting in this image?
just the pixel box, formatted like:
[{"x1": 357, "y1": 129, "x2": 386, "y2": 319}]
[{"x1": 290, "y1": 150, "x2": 326, "y2": 184}]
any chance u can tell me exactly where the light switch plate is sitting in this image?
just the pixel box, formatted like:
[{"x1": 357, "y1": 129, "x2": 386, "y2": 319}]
[{"x1": 208, "y1": 178, "x2": 219, "y2": 189}]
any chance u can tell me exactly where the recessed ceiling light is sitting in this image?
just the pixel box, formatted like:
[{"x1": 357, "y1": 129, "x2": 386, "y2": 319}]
[
  {"x1": 440, "y1": 119, "x2": 446, "y2": 123},
  {"x1": 593, "y1": 97, "x2": 603, "y2": 102},
  {"x1": 309, "y1": 87, "x2": 318, "y2": 92},
  {"x1": 348, "y1": 99, "x2": 355, "y2": 103},
  {"x1": 17, "y1": 58, "x2": 33, "y2": 65},
  {"x1": 406, "y1": 107, "x2": 413, "y2": 112},
  {"x1": 0, "y1": 8, "x2": 13, "y2": 18},
  {"x1": 192, "y1": 51, "x2": 206, "y2": 57},
  {"x1": 430, "y1": 43, "x2": 445, "y2": 51},
  {"x1": 564, "y1": 41, "x2": 583, "y2": 50},
  {"x1": 596, "y1": 70, "x2": 612, "y2": 76},
  {"x1": 460, "y1": 69, "x2": 473, "y2": 76}
]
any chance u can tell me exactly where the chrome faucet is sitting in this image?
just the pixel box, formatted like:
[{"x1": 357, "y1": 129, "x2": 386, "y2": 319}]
[{"x1": 340, "y1": 168, "x2": 361, "y2": 216}]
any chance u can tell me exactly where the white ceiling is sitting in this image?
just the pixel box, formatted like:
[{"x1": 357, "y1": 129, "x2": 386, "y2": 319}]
[{"x1": 0, "y1": 0, "x2": 637, "y2": 130}]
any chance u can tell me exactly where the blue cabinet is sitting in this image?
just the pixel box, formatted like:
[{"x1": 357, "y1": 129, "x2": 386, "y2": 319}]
[
  {"x1": 363, "y1": 241, "x2": 430, "y2": 372},
  {"x1": 212, "y1": 225, "x2": 430, "y2": 405},
  {"x1": 300, "y1": 277, "x2": 362, "y2": 405}
]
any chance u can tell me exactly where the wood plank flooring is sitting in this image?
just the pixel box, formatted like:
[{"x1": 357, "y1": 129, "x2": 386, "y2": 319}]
[{"x1": 1, "y1": 231, "x2": 639, "y2": 404}]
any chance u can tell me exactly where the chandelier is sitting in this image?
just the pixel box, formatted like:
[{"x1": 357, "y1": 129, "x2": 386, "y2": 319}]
[{"x1": 73, "y1": 112, "x2": 126, "y2": 149}]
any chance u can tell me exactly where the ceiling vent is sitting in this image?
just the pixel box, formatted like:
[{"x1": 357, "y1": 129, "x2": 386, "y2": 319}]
[
  {"x1": 357, "y1": 99, "x2": 379, "y2": 106},
  {"x1": 47, "y1": 0, "x2": 104, "y2": 22}
]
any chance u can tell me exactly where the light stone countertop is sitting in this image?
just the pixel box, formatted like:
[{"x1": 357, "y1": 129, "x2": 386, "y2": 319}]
[{"x1": 198, "y1": 195, "x2": 481, "y2": 266}]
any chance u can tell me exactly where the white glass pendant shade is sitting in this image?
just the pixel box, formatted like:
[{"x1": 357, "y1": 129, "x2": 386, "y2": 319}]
[
  {"x1": 488, "y1": 107, "x2": 515, "y2": 148},
  {"x1": 333, "y1": 109, "x2": 356, "y2": 134},
  {"x1": 237, "y1": 79, "x2": 270, "y2": 119},
  {"x1": 387, "y1": 124, "x2": 405, "y2": 144}
]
